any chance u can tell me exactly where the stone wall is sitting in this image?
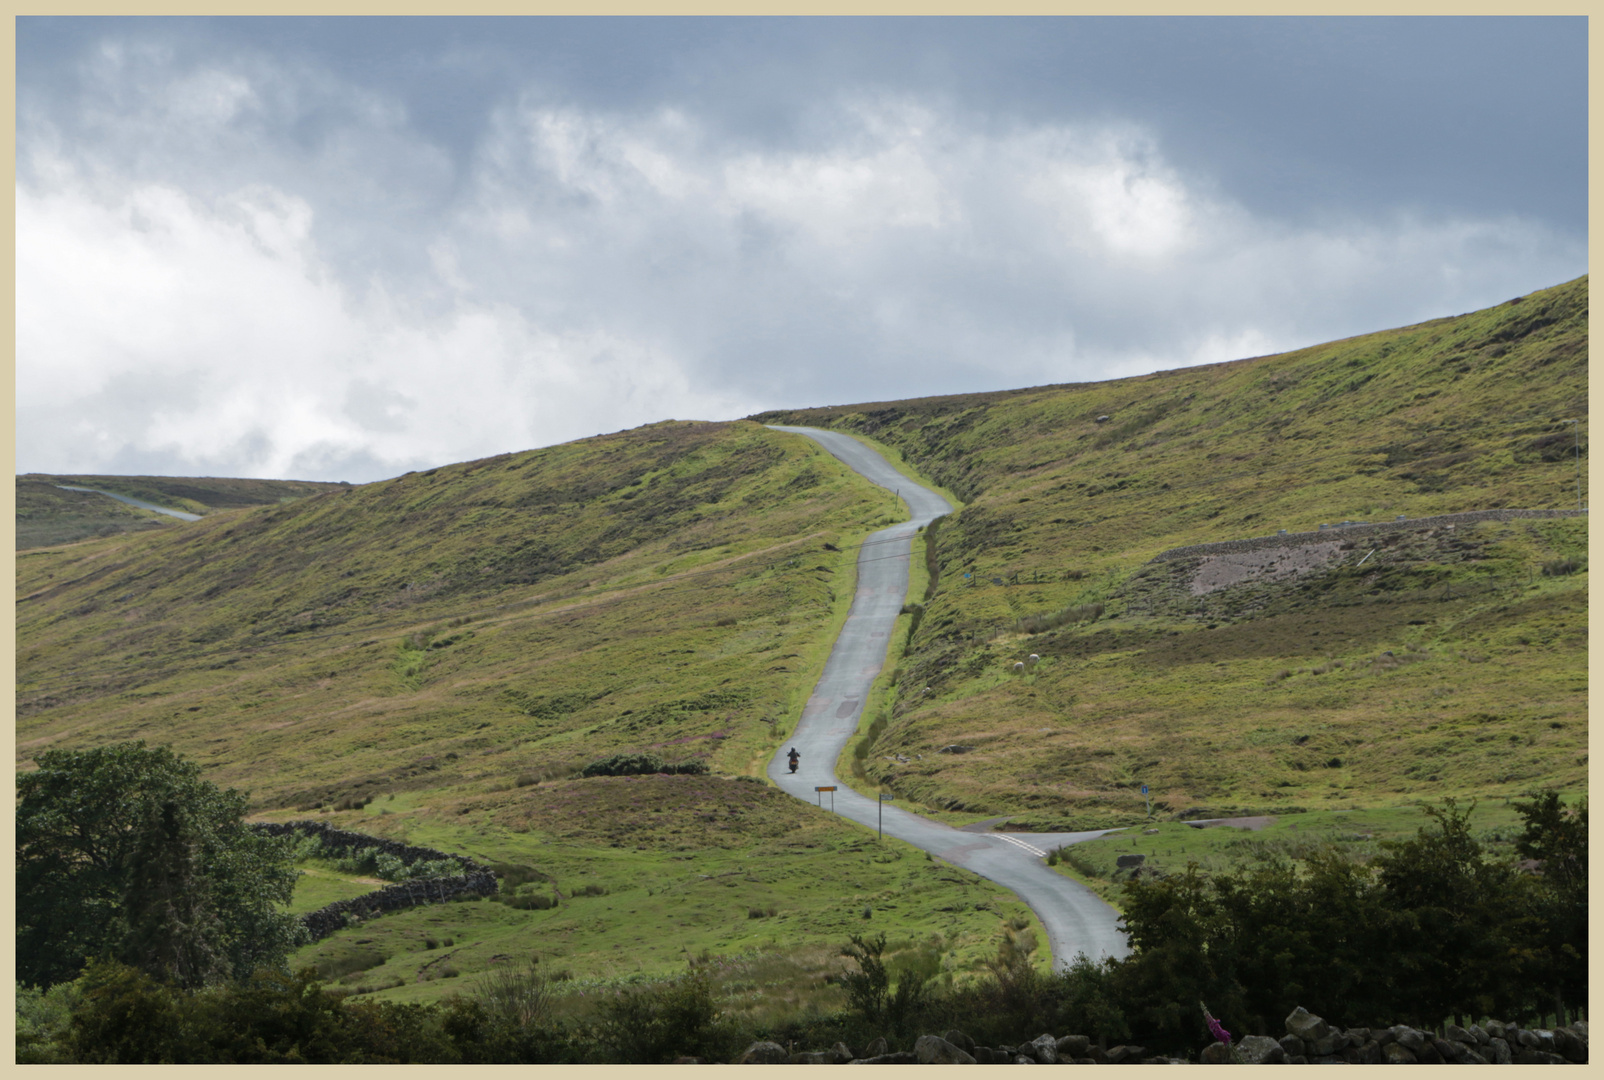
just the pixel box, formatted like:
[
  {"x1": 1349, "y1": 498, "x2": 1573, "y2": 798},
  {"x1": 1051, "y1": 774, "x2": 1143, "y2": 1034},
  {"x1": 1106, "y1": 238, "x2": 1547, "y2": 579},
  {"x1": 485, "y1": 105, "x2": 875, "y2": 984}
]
[
  {"x1": 740, "y1": 1005, "x2": 1587, "y2": 1065},
  {"x1": 251, "y1": 820, "x2": 500, "y2": 943},
  {"x1": 295, "y1": 870, "x2": 500, "y2": 942},
  {"x1": 1149, "y1": 508, "x2": 1585, "y2": 565},
  {"x1": 251, "y1": 819, "x2": 483, "y2": 872}
]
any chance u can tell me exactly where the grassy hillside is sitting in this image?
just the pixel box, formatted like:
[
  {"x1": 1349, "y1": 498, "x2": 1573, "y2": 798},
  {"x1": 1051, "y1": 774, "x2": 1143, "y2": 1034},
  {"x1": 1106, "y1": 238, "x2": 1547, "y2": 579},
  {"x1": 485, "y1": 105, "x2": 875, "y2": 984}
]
[
  {"x1": 754, "y1": 276, "x2": 1587, "y2": 827},
  {"x1": 17, "y1": 420, "x2": 912, "y2": 802},
  {"x1": 18, "y1": 419, "x2": 1038, "y2": 1002},
  {"x1": 15, "y1": 280, "x2": 1586, "y2": 1012},
  {"x1": 17, "y1": 474, "x2": 350, "y2": 549}
]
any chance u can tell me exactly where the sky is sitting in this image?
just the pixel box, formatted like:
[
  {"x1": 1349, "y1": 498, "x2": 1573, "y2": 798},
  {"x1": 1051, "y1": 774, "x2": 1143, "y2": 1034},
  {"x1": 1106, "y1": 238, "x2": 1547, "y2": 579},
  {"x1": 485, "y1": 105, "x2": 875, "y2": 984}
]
[{"x1": 16, "y1": 17, "x2": 1588, "y2": 483}]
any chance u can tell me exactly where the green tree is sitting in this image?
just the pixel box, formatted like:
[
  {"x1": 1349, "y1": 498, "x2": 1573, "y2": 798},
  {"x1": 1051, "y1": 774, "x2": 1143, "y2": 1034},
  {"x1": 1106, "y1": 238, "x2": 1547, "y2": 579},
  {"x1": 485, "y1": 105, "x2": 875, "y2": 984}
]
[
  {"x1": 1371, "y1": 799, "x2": 1542, "y2": 1025},
  {"x1": 1512, "y1": 790, "x2": 1588, "y2": 1022},
  {"x1": 16, "y1": 741, "x2": 306, "y2": 989}
]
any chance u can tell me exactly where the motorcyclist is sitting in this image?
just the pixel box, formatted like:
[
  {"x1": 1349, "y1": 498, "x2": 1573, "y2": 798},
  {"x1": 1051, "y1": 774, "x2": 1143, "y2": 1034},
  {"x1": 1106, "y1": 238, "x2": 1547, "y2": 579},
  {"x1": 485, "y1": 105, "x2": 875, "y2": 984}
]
[{"x1": 787, "y1": 747, "x2": 801, "y2": 773}]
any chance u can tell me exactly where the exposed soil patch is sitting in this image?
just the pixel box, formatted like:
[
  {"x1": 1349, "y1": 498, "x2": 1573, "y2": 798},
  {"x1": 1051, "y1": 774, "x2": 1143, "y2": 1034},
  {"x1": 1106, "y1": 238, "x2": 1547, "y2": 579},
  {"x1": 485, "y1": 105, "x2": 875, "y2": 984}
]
[{"x1": 1190, "y1": 541, "x2": 1344, "y2": 595}]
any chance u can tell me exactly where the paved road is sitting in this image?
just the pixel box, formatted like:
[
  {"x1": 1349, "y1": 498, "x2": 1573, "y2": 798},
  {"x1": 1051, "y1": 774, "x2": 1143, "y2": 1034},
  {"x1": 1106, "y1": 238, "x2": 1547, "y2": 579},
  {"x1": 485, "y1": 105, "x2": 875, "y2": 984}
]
[
  {"x1": 764, "y1": 426, "x2": 1129, "y2": 966},
  {"x1": 55, "y1": 485, "x2": 202, "y2": 522}
]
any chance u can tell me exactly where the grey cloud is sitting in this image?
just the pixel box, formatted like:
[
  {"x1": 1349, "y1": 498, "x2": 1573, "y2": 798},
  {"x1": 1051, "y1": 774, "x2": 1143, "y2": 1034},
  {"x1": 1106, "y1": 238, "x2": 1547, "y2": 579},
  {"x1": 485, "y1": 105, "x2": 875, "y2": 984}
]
[{"x1": 15, "y1": 18, "x2": 1586, "y2": 481}]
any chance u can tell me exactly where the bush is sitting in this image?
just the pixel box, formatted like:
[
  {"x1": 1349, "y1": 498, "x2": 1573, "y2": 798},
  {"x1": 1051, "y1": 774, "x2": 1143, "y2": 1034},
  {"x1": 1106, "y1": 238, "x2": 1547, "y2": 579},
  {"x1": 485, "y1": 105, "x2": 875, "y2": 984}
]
[
  {"x1": 579, "y1": 753, "x2": 708, "y2": 778},
  {"x1": 595, "y1": 967, "x2": 731, "y2": 1063}
]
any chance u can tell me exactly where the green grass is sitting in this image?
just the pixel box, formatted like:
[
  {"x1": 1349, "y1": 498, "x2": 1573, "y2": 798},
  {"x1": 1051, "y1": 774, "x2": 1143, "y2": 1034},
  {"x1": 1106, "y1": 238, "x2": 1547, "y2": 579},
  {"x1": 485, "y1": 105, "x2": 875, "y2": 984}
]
[
  {"x1": 1044, "y1": 799, "x2": 1546, "y2": 910},
  {"x1": 16, "y1": 421, "x2": 898, "y2": 806},
  {"x1": 272, "y1": 773, "x2": 1041, "y2": 1008},
  {"x1": 756, "y1": 276, "x2": 1587, "y2": 824},
  {"x1": 288, "y1": 863, "x2": 385, "y2": 914}
]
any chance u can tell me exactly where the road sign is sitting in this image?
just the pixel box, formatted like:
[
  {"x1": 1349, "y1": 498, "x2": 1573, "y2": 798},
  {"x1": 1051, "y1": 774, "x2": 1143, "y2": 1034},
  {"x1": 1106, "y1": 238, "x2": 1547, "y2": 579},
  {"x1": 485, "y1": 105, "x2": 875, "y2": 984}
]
[
  {"x1": 816, "y1": 785, "x2": 836, "y2": 811},
  {"x1": 1142, "y1": 785, "x2": 1151, "y2": 819},
  {"x1": 816, "y1": 786, "x2": 837, "y2": 792},
  {"x1": 1141, "y1": 785, "x2": 1148, "y2": 795}
]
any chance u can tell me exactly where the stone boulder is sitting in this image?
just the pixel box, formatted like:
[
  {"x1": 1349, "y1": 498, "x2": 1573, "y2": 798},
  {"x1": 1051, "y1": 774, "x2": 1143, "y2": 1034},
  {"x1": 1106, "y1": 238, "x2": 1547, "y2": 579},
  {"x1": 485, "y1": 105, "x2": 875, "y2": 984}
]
[
  {"x1": 1553, "y1": 1027, "x2": 1588, "y2": 1063},
  {"x1": 829, "y1": 1042, "x2": 855, "y2": 1064},
  {"x1": 1382, "y1": 1043, "x2": 1418, "y2": 1064},
  {"x1": 861, "y1": 1037, "x2": 888, "y2": 1058},
  {"x1": 1105, "y1": 1045, "x2": 1146, "y2": 1063},
  {"x1": 1391, "y1": 1026, "x2": 1427, "y2": 1053},
  {"x1": 1025, "y1": 1035, "x2": 1059, "y2": 1064},
  {"x1": 1199, "y1": 1042, "x2": 1232, "y2": 1064},
  {"x1": 1489, "y1": 1038, "x2": 1513, "y2": 1064},
  {"x1": 1055, "y1": 1035, "x2": 1091, "y2": 1058},
  {"x1": 942, "y1": 1030, "x2": 976, "y2": 1054},
  {"x1": 1236, "y1": 1036, "x2": 1286, "y2": 1065},
  {"x1": 1284, "y1": 1006, "x2": 1331, "y2": 1043},
  {"x1": 914, "y1": 1035, "x2": 977, "y2": 1065},
  {"x1": 737, "y1": 1041, "x2": 790, "y2": 1064}
]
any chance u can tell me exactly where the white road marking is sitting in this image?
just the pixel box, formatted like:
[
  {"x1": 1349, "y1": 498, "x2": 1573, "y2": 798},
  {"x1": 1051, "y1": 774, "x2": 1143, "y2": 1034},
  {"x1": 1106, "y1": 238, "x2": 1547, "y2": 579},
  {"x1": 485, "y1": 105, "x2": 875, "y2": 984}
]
[{"x1": 990, "y1": 832, "x2": 1048, "y2": 858}]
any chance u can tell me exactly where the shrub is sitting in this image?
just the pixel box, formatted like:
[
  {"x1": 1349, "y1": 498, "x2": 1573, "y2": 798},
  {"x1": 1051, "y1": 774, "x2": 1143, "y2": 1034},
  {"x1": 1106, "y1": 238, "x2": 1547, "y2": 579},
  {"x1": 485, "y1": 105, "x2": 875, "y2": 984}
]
[
  {"x1": 579, "y1": 753, "x2": 708, "y2": 778},
  {"x1": 595, "y1": 967, "x2": 730, "y2": 1063}
]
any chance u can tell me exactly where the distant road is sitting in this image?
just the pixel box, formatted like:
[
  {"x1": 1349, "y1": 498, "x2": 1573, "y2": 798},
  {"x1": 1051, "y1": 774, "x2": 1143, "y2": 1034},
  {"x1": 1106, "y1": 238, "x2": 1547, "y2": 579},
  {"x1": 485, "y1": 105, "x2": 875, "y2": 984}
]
[
  {"x1": 764, "y1": 426, "x2": 1129, "y2": 966},
  {"x1": 55, "y1": 485, "x2": 202, "y2": 522}
]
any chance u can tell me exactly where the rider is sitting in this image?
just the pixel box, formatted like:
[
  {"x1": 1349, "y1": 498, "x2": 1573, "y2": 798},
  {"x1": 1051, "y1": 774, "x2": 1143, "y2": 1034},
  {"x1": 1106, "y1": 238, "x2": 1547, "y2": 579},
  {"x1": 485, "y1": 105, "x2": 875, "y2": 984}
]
[{"x1": 786, "y1": 747, "x2": 801, "y2": 773}]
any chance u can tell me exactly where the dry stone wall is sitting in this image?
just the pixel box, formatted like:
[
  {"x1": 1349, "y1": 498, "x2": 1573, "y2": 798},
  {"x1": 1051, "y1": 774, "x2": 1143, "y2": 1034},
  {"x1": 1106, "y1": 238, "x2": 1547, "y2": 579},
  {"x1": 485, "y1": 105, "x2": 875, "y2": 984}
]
[
  {"x1": 250, "y1": 820, "x2": 499, "y2": 942},
  {"x1": 1149, "y1": 508, "x2": 1585, "y2": 565},
  {"x1": 732, "y1": 1007, "x2": 1587, "y2": 1065}
]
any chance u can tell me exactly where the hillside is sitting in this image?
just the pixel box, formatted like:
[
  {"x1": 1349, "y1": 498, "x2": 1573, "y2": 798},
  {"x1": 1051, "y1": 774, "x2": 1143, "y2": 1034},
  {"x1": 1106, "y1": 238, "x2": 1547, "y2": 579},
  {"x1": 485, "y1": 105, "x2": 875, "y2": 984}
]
[
  {"x1": 14, "y1": 279, "x2": 1587, "y2": 1006},
  {"x1": 17, "y1": 420, "x2": 903, "y2": 803},
  {"x1": 754, "y1": 275, "x2": 1587, "y2": 827},
  {"x1": 18, "y1": 418, "x2": 1062, "y2": 1002},
  {"x1": 17, "y1": 474, "x2": 350, "y2": 549}
]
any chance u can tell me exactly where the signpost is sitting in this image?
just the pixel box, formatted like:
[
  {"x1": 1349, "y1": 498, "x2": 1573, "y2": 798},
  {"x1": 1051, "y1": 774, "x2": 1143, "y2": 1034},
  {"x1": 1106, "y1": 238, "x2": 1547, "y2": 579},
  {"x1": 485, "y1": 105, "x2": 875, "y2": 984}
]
[
  {"x1": 1141, "y1": 784, "x2": 1151, "y2": 819},
  {"x1": 878, "y1": 793, "x2": 894, "y2": 839},
  {"x1": 815, "y1": 785, "x2": 836, "y2": 811}
]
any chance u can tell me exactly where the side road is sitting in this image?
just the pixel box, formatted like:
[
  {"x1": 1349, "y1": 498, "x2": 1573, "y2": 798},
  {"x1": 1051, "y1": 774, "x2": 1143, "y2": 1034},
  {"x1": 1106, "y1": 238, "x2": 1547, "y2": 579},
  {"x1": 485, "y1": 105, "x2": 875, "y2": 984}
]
[{"x1": 764, "y1": 426, "x2": 1128, "y2": 965}]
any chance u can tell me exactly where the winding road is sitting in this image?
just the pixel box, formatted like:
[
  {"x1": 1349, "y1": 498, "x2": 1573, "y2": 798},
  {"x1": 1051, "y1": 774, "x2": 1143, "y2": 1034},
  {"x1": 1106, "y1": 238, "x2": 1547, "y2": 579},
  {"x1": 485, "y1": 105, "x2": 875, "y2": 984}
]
[
  {"x1": 55, "y1": 484, "x2": 202, "y2": 522},
  {"x1": 764, "y1": 426, "x2": 1128, "y2": 966}
]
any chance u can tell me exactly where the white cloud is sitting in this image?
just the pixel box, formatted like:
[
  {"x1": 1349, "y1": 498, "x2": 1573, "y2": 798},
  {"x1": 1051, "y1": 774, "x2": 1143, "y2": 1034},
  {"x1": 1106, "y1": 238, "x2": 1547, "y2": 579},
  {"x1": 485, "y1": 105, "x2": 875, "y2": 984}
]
[{"x1": 15, "y1": 53, "x2": 1585, "y2": 481}]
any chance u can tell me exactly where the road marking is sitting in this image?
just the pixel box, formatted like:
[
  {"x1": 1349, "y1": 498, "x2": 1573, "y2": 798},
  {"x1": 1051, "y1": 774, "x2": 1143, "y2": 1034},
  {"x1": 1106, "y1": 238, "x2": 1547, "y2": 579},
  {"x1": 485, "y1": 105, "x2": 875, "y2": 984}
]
[{"x1": 989, "y1": 833, "x2": 1048, "y2": 858}]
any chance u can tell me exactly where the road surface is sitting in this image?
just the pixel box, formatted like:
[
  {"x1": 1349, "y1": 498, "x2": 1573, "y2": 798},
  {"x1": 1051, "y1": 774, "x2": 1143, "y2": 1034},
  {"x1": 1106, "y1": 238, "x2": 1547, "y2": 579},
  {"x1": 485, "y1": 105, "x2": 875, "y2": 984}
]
[
  {"x1": 55, "y1": 485, "x2": 202, "y2": 522},
  {"x1": 764, "y1": 426, "x2": 1129, "y2": 966}
]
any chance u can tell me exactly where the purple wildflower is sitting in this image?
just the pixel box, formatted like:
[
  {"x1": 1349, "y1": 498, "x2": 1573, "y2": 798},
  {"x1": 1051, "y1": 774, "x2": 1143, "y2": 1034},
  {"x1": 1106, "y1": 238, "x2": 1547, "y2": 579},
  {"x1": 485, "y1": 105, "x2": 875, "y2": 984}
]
[{"x1": 1200, "y1": 1002, "x2": 1231, "y2": 1046}]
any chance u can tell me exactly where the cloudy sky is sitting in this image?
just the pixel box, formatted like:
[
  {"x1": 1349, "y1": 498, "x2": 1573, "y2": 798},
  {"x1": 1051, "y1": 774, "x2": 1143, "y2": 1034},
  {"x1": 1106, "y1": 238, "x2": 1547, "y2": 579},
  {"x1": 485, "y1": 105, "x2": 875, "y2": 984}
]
[{"x1": 16, "y1": 17, "x2": 1587, "y2": 483}]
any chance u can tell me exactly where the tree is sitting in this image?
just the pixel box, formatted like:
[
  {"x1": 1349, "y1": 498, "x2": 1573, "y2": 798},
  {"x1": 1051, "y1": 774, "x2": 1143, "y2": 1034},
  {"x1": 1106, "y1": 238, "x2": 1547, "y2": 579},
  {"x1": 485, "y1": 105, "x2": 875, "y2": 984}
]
[
  {"x1": 1512, "y1": 790, "x2": 1588, "y2": 1023},
  {"x1": 16, "y1": 741, "x2": 306, "y2": 989}
]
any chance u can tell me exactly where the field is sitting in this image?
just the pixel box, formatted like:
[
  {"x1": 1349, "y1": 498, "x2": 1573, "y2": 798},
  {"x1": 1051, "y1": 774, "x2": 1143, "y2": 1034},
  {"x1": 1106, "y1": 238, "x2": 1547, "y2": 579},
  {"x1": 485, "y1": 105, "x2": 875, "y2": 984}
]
[{"x1": 272, "y1": 774, "x2": 1038, "y2": 1013}]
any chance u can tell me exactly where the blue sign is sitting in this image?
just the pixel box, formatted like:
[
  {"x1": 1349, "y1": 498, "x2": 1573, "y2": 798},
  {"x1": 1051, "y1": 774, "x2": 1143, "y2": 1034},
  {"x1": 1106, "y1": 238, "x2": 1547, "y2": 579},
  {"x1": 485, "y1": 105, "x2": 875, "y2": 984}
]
[{"x1": 1141, "y1": 785, "x2": 1149, "y2": 795}]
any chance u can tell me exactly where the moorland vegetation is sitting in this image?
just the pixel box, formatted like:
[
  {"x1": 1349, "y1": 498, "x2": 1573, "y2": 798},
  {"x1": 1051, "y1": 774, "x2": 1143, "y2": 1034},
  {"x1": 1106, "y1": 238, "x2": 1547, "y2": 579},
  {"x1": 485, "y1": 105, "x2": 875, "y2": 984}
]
[{"x1": 15, "y1": 278, "x2": 1587, "y2": 1053}]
